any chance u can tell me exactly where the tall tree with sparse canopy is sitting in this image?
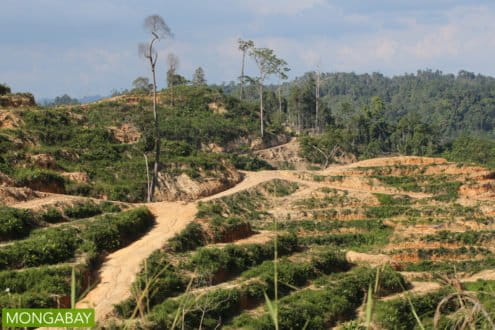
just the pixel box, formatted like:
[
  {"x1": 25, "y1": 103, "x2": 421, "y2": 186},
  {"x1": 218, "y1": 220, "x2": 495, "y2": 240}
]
[
  {"x1": 192, "y1": 67, "x2": 206, "y2": 86},
  {"x1": 166, "y1": 53, "x2": 187, "y2": 105},
  {"x1": 166, "y1": 53, "x2": 179, "y2": 88},
  {"x1": 138, "y1": 15, "x2": 173, "y2": 202},
  {"x1": 249, "y1": 47, "x2": 289, "y2": 137},
  {"x1": 238, "y1": 39, "x2": 254, "y2": 101}
]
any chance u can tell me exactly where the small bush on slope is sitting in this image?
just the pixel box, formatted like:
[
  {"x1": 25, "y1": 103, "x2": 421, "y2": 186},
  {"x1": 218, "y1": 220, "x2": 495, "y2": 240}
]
[{"x1": 0, "y1": 206, "x2": 35, "y2": 240}]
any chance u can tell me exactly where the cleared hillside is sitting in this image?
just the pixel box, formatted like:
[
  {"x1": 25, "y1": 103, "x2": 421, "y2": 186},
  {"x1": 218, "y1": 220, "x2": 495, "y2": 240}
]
[
  {"x1": 77, "y1": 156, "x2": 495, "y2": 329},
  {"x1": 0, "y1": 86, "x2": 286, "y2": 203}
]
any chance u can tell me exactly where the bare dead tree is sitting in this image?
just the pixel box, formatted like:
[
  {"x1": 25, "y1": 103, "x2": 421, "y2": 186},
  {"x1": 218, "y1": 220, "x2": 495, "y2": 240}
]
[{"x1": 139, "y1": 15, "x2": 173, "y2": 202}]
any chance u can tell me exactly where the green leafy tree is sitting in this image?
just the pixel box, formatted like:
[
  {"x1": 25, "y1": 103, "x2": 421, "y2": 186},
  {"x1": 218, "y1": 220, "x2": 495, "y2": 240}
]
[
  {"x1": 192, "y1": 67, "x2": 207, "y2": 86},
  {"x1": 0, "y1": 83, "x2": 11, "y2": 95},
  {"x1": 248, "y1": 47, "x2": 289, "y2": 137},
  {"x1": 52, "y1": 94, "x2": 80, "y2": 106}
]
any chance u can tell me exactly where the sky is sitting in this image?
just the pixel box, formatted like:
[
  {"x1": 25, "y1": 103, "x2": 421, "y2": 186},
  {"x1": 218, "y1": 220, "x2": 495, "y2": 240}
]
[{"x1": 1, "y1": 0, "x2": 495, "y2": 99}]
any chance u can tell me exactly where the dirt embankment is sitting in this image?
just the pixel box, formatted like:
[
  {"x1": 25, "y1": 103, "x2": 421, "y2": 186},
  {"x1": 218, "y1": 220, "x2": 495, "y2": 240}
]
[
  {"x1": 254, "y1": 138, "x2": 310, "y2": 170},
  {"x1": 0, "y1": 93, "x2": 36, "y2": 108},
  {"x1": 154, "y1": 162, "x2": 243, "y2": 201}
]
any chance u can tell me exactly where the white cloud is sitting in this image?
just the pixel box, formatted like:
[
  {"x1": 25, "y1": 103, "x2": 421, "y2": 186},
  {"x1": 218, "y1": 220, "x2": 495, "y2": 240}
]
[
  {"x1": 213, "y1": 4, "x2": 495, "y2": 77},
  {"x1": 3, "y1": 1, "x2": 495, "y2": 98},
  {"x1": 239, "y1": 0, "x2": 328, "y2": 16}
]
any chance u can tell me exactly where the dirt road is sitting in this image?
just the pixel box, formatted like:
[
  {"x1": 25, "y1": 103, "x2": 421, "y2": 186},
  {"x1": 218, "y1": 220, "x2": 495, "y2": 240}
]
[
  {"x1": 26, "y1": 156, "x2": 460, "y2": 322},
  {"x1": 76, "y1": 201, "x2": 197, "y2": 321}
]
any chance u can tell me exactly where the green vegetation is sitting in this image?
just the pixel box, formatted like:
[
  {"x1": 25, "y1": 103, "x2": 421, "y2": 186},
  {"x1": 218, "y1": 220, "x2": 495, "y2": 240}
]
[
  {"x1": 445, "y1": 135, "x2": 495, "y2": 168},
  {"x1": 0, "y1": 207, "x2": 153, "y2": 270},
  {"x1": 375, "y1": 289, "x2": 450, "y2": 329},
  {"x1": 115, "y1": 234, "x2": 299, "y2": 319},
  {"x1": 82, "y1": 207, "x2": 154, "y2": 252},
  {"x1": 0, "y1": 86, "x2": 288, "y2": 202},
  {"x1": 0, "y1": 206, "x2": 33, "y2": 240},
  {"x1": 262, "y1": 179, "x2": 299, "y2": 197},
  {"x1": 375, "y1": 174, "x2": 462, "y2": 201},
  {"x1": 0, "y1": 83, "x2": 11, "y2": 95},
  {"x1": 404, "y1": 258, "x2": 495, "y2": 273},
  {"x1": 0, "y1": 227, "x2": 80, "y2": 270},
  {"x1": 301, "y1": 230, "x2": 391, "y2": 250},
  {"x1": 422, "y1": 230, "x2": 495, "y2": 245},
  {"x1": 188, "y1": 234, "x2": 299, "y2": 278},
  {"x1": 168, "y1": 222, "x2": 207, "y2": 252},
  {"x1": 13, "y1": 168, "x2": 66, "y2": 191},
  {"x1": 231, "y1": 266, "x2": 407, "y2": 329}
]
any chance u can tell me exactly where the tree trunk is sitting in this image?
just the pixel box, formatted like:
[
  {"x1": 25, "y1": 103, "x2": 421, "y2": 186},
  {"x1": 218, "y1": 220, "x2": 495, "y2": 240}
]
[
  {"x1": 240, "y1": 51, "x2": 246, "y2": 101},
  {"x1": 260, "y1": 84, "x2": 264, "y2": 137},
  {"x1": 149, "y1": 64, "x2": 160, "y2": 202},
  {"x1": 297, "y1": 99, "x2": 301, "y2": 132},
  {"x1": 315, "y1": 70, "x2": 320, "y2": 132},
  {"x1": 278, "y1": 86, "x2": 282, "y2": 118}
]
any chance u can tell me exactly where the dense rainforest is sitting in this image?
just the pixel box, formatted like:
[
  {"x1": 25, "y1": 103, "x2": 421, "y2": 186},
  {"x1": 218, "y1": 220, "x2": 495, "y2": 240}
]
[{"x1": 217, "y1": 70, "x2": 495, "y2": 167}]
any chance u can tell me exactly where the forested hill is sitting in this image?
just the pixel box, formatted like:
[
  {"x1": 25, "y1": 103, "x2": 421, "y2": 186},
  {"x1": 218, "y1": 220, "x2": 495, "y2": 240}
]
[
  {"x1": 219, "y1": 70, "x2": 495, "y2": 138},
  {"x1": 318, "y1": 70, "x2": 495, "y2": 136}
]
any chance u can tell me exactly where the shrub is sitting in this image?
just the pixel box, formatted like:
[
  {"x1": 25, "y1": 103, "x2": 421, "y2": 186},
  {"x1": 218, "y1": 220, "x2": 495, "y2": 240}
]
[
  {"x1": 0, "y1": 266, "x2": 71, "y2": 295},
  {"x1": 84, "y1": 220, "x2": 120, "y2": 252},
  {"x1": 0, "y1": 206, "x2": 33, "y2": 240},
  {"x1": 301, "y1": 230, "x2": 391, "y2": 249},
  {"x1": 168, "y1": 222, "x2": 206, "y2": 252},
  {"x1": 189, "y1": 234, "x2": 299, "y2": 279},
  {"x1": 38, "y1": 207, "x2": 64, "y2": 223},
  {"x1": 240, "y1": 266, "x2": 407, "y2": 330},
  {"x1": 0, "y1": 227, "x2": 80, "y2": 270},
  {"x1": 13, "y1": 168, "x2": 65, "y2": 191},
  {"x1": 64, "y1": 201, "x2": 102, "y2": 219},
  {"x1": 310, "y1": 250, "x2": 351, "y2": 274},
  {"x1": 374, "y1": 193, "x2": 411, "y2": 205},
  {"x1": 114, "y1": 251, "x2": 186, "y2": 318},
  {"x1": 263, "y1": 179, "x2": 299, "y2": 197},
  {"x1": 229, "y1": 154, "x2": 273, "y2": 171},
  {"x1": 209, "y1": 216, "x2": 250, "y2": 242},
  {"x1": 375, "y1": 289, "x2": 452, "y2": 329},
  {"x1": 149, "y1": 288, "x2": 241, "y2": 329},
  {"x1": 0, "y1": 84, "x2": 11, "y2": 95},
  {"x1": 99, "y1": 201, "x2": 122, "y2": 213},
  {"x1": 83, "y1": 207, "x2": 154, "y2": 252}
]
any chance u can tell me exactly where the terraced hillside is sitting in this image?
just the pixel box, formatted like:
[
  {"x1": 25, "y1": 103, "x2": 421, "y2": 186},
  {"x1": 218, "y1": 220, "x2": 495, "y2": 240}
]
[
  {"x1": 0, "y1": 195, "x2": 155, "y2": 318},
  {"x1": 0, "y1": 86, "x2": 283, "y2": 203},
  {"x1": 2, "y1": 89, "x2": 495, "y2": 329},
  {"x1": 82, "y1": 156, "x2": 495, "y2": 329}
]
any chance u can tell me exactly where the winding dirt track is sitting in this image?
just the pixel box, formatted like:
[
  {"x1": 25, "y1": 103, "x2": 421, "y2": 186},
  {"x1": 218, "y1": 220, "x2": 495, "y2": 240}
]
[
  {"x1": 76, "y1": 201, "x2": 197, "y2": 321},
  {"x1": 75, "y1": 170, "x2": 315, "y2": 322},
  {"x1": 71, "y1": 168, "x2": 326, "y2": 321},
  {"x1": 18, "y1": 155, "x2": 462, "y2": 322}
]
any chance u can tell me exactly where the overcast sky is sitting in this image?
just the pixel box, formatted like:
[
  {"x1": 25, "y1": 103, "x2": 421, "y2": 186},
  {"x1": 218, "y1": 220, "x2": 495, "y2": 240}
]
[{"x1": 1, "y1": 0, "x2": 495, "y2": 99}]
